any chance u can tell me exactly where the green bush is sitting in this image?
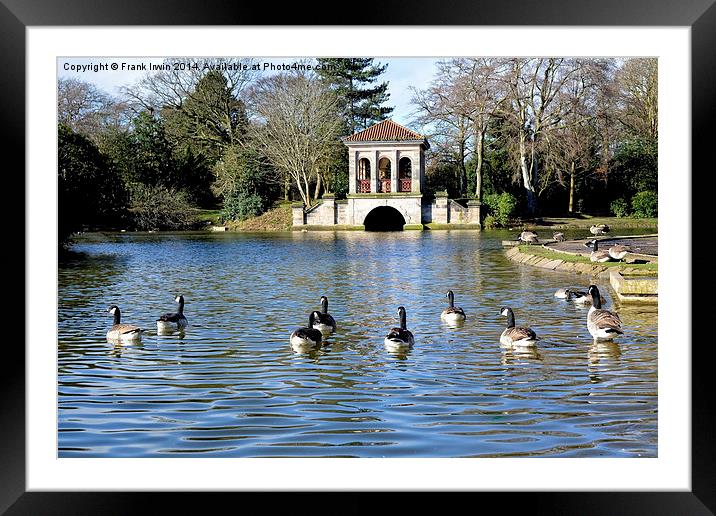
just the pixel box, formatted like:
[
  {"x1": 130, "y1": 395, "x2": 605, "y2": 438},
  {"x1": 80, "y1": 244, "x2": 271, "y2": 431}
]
[
  {"x1": 221, "y1": 190, "x2": 264, "y2": 222},
  {"x1": 128, "y1": 183, "x2": 194, "y2": 230},
  {"x1": 482, "y1": 214, "x2": 498, "y2": 229},
  {"x1": 610, "y1": 197, "x2": 630, "y2": 218},
  {"x1": 483, "y1": 192, "x2": 517, "y2": 227},
  {"x1": 631, "y1": 191, "x2": 658, "y2": 218}
]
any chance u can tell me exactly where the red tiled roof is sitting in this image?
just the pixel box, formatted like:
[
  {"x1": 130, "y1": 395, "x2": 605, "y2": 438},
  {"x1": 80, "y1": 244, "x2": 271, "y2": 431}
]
[{"x1": 343, "y1": 119, "x2": 427, "y2": 144}]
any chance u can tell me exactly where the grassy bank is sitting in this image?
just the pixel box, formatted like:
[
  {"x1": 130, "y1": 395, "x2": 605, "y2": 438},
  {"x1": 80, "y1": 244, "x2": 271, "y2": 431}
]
[
  {"x1": 518, "y1": 245, "x2": 658, "y2": 272},
  {"x1": 519, "y1": 215, "x2": 657, "y2": 230},
  {"x1": 226, "y1": 203, "x2": 293, "y2": 231}
]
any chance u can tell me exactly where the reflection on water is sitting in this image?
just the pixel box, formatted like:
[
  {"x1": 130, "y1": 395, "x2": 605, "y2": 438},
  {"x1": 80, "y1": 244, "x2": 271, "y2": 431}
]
[{"x1": 58, "y1": 230, "x2": 657, "y2": 458}]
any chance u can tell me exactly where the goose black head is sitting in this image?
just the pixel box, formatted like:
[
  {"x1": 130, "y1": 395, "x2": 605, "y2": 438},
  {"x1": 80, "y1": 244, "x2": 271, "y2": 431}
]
[
  {"x1": 175, "y1": 295, "x2": 184, "y2": 304},
  {"x1": 320, "y1": 296, "x2": 329, "y2": 312},
  {"x1": 108, "y1": 305, "x2": 120, "y2": 324},
  {"x1": 499, "y1": 306, "x2": 512, "y2": 317},
  {"x1": 309, "y1": 311, "x2": 322, "y2": 325}
]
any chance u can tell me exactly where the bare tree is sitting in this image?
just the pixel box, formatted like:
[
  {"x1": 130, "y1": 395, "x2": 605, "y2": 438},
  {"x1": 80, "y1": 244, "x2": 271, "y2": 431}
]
[
  {"x1": 57, "y1": 78, "x2": 131, "y2": 139},
  {"x1": 497, "y1": 58, "x2": 584, "y2": 214},
  {"x1": 616, "y1": 58, "x2": 658, "y2": 141},
  {"x1": 122, "y1": 58, "x2": 257, "y2": 113},
  {"x1": 248, "y1": 71, "x2": 343, "y2": 208},
  {"x1": 411, "y1": 61, "x2": 475, "y2": 196}
]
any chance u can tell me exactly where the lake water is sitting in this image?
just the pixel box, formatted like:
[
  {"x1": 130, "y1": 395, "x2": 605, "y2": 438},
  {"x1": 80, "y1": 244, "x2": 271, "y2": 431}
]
[{"x1": 58, "y1": 229, "x2": 658, "y2": 458}]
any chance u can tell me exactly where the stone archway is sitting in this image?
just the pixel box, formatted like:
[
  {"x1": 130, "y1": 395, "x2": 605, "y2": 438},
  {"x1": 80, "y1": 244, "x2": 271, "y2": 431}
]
[{"x1": 363, "y1": 206, "x2": 406, "y2": 231}]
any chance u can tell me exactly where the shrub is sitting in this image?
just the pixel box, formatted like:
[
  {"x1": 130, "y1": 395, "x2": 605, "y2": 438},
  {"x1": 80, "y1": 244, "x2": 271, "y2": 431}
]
[
  {"x1": 610, "y1": 198, "x2": 630, "y2": 218},
  {"x1": 128, "y1": 183, "x2": 194, "y2": 230},
  {"x1": 483, "y1": 192, "x2": 518, "y2": 227},
  {"x1": 221, "y1": 190, "x2": 264, "y2": 222},
  {"x1": 482, "y1": 214, "x2": 498, "y2": 229},
  {"x1": 631, "y1": 191, "x2": 658, "y2": 218}
]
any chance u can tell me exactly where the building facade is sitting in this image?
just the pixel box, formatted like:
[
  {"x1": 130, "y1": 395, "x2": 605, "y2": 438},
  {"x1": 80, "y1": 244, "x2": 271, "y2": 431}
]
[{"x1": 292, "y1": 119, "x2": 481, "y2": 230}]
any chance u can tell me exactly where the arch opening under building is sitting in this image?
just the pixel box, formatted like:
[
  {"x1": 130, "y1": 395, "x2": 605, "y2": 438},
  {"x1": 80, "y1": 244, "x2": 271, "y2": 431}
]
[{"x1": 363, "y1": 206, "x2": 406, "y2": 231}]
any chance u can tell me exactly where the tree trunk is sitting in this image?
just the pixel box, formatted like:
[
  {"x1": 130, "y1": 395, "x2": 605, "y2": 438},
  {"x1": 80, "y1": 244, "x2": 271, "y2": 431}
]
[
  {"x1": 475, "y1": 129, "x2": 484, "y2": 201},
  {"x1": 284, "y1": 173, "x2": 290, "y2": 201},
  {"x1": 313, "y1": 172, "x2": 322, "y2": 201},
  {"x1": 568, "y1": 161, "x2": 575, "y2": 213},
  {"x1": 519, "y1": 129, "x2": 537, "y2": 214}
]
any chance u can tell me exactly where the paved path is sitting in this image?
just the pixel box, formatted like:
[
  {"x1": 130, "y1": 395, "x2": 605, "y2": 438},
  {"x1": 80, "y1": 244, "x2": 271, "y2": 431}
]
[{"x1": 546, "y1": 235, "x2": 658, "y2": 257}]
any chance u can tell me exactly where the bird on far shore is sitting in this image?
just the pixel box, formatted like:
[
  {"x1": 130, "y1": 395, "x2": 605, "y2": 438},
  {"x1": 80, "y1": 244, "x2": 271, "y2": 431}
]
[
  {"x1": 517, "y1": 231, "x2": 539, "y2": 244},
  {"x1": 590, "y1": 224, "x2": 610, "y2": 235},
  {"x1": 553, "y1": 232, "x2": 565, "y2": 242},
  {"x1": 608, "y1": 244, "x2": 630, "y2": 261},
  {"x1": 585, "y1": 239, "x2": 613, "y2": 263}
]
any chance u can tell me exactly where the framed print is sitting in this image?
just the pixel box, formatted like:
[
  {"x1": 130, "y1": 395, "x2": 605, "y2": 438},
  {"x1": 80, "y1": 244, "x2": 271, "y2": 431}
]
[{"x1": 7, "y1": 0, "x2": 713, "y2": 513}]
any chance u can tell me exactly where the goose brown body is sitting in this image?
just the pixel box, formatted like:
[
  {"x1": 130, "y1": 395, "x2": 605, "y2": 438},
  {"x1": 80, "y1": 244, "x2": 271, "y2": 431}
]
[
  {"x1": 586, "y1": 285, "x2": 623, "y2": 340},
  {"x1": 107, "y1": 306, "x2": 142, "y2": 341}
]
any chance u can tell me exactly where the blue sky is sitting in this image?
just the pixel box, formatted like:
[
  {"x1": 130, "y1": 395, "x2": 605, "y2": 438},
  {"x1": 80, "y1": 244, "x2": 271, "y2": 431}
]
[{"x1": 58, "y1": 57, "x2": 442, "y2": 129}]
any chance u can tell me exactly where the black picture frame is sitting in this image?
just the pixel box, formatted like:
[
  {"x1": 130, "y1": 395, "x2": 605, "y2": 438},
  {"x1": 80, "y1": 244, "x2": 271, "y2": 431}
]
[{"x1": 5, "y1": 0, "x2": 710, "y2": 513}]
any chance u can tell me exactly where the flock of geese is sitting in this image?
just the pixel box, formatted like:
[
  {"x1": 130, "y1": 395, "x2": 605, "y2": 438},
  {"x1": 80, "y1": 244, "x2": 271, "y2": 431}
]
[
  {"x1": 517, "y1": 224, "x2": 630, "y2": 264},
  {"x1": 106, "y1": 285, "x2": 624, "y2": 353}
]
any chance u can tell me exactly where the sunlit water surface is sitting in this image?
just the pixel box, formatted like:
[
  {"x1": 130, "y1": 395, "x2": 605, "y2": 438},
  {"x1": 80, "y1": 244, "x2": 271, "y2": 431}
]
[{"x1": 58, "y1": 230, "x2": 657, "y2": 457}]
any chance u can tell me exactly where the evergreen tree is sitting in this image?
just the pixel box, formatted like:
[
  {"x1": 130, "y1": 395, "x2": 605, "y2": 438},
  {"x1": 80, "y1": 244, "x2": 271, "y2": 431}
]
[
  {"x1": 58, "y1": 124, "x2": 127, "y2": 245},
  {"x1": 317, "y1": 58, "x2": 394, "y2": 133},
  {"x1": 163, "y1": 70, "x2": 248, "y2": 161}
]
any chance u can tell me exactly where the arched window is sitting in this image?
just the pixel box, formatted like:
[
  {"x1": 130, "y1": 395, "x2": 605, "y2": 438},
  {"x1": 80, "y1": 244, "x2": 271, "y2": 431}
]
[
  {"x1": 378, "y1": 157, "x2": 392, "y2": 180},
  {"x1": 399, "y1": 157, "x2": 412, "y2": 179},
  {"x1": 358, "y1": 158, "x2": 371, "y2": 180}
]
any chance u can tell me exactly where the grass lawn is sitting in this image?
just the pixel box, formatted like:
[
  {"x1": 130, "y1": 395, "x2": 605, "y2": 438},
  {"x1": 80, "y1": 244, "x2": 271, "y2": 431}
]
[
  {"x1": 518, "y1": 245, "x2": 659, "y2": 272},
  {"x1": 522, "y1": 215, "x2": 657, "y2": 229},
  {"x1": 190, "y1": 208, "x2": 223, "y2": 226}
]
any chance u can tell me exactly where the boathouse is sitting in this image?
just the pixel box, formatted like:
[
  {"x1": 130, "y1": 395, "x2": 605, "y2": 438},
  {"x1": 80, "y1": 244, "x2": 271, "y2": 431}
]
[{"x1": 292, "y1": 119, "x2": 481, "y2": 230}]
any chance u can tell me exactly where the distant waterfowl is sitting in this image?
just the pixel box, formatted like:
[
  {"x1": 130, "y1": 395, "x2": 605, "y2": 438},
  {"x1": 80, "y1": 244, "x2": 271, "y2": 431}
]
[
  {"x1": 566, "y1": 288, "x2": 606, "y2": 305},
  {"x1": 156, "y1": 295, "x2": 188, "y2": 332},
  {"x1": 554, "y1": 288, "x2": 571, "y2": 299},
  {"x1": 499, "y1": 307, "x2": 538, "y2": 347},
  {"x1": 106, "y1": 305, "x2": 142, "y2": 342},
  {"x1": 312, "y1": 295, "x2": 337, "y2": 334},
  {"x1": 584, "y1": 239, "x2": 613, "y2": 263},
  {"x1": 517, "y1": 231, "x2": 539, "y2": 244},
  {"x1": 290, "y1": 311, "x2": 324, "y2": 350},
  {"x1": 553, "y1": 232, "x2": 565, "y2": 242},
  {"x1": 586, "y1": 285, "x2": 623, "y2": 341},
  {"x1": 384, "y1": 306, "x2": 414, "y2": 351},
  {"x1": 608, "y1": 244, "x2": 630, "y2": 261},
  {"x1": 441, "y1": 290, "x2": 466, "y2": 324},
  {"x1": 590, "y1": 224, "x2": 610, "y2": 235}
]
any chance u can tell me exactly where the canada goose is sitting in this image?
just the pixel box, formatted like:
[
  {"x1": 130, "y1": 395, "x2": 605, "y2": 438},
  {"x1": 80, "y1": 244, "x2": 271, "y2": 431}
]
[
  {"x1": 553, "y1": 232, "x2": 565, "y2": 242},
  {"x1": 499, "y1": 307, "x2": 538, "y2": 347},
  {"x1": 290, "y1": 311, "x2": 324, "y2": 350},
  {"x1": 156, "y1": 295, "x2": 188, "y2": 332},
  {"x1": 566, "y1": 288, "x2": 606, "y2": 305},
  {"x1": 312, "y1": 295, "x2": 337, "y2": 334},
  {"x1": 608, "y1": 244, "x2": 630, "y2": 261},
  {"x1": 441, "y1": 290, "x2": 466, "y2": 324},
  {"x1": 106, "y1": 305, "x2": 142, "y2": 342},
  {"x1": 590, "y1": 224, "x2": 610, "y2": 235},
  {"x1": 554, "y1": 288, "x2": 571, "y2": 299},
  {"x1": 384, "y1": 306, "x2": 414, "y2": 351},
  {"x1": 586, "y1": 285, "x2": 623, "y2": 341},
  {"x1": 517, "y1": 231, "x2": 539, "y2": 244},
  {"x1": 584, "y1": 240, "x2": 613, "y2": 263}
]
